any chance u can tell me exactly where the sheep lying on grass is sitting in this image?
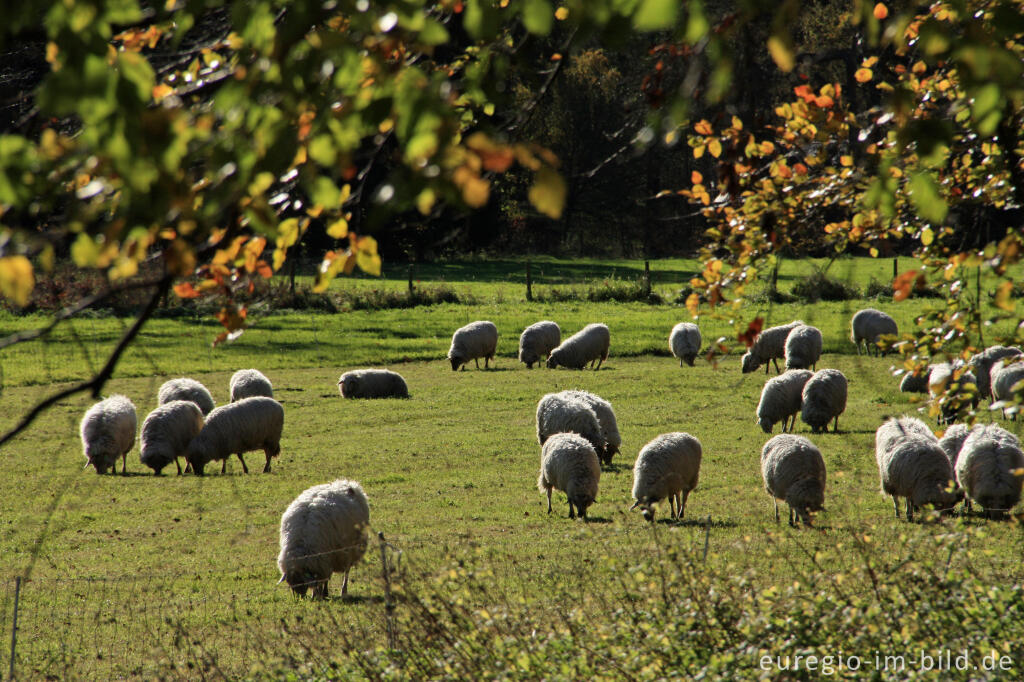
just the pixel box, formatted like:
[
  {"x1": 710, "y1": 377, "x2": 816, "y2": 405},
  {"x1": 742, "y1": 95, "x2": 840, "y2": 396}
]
[
  {"x1": 80, "y1": 395, "x2": 137, "y2": 475},
  {"x1": 158, "y1": 377, "x2": 215, "y2": 415},
  {"x1": 139, "y1": 401, "x2": 204, "y2": 476},
  {"x1": 518, "y1": 321, "x2": 561, "y2": 369},
  {"x1": 669, "y1": 322, "x2": 701, "y2": 367},
  {"x1": 760, "y1": 434, "x2": 826, "y2": 527},
  {"x1": 448, "y1": 320, "x2": 499, "y2": 371},
  {"x1": 850, "y1": 308, "x2": 898, "y2": 355},
  {"x1": 631, "y1": 432, "x2": 702, "y2": 521},
  {"x1": 186, "y1": 396, "x2": 284, "y2": 475},
  {"x1": 338, "y1": 369, "x2": 409, "y2": 399},
  {"x1": 756, "y1": 369, "x2": 813, "y2": 434},
  {"x1": 956, "y1": 424, "x2": 1024, "y2": 519},
  {"x1": 875, "y1": 416, "x2": 961, "y2": 521},
  {"x1": 278, "y1": 479, "x2": 370, "y2": 598},
  {"x1": 800, "y1": 368, "x2": 848, "y2": 433},
  {"x1": 741, "y1": 320, "x2": 804, "y2": 375},
  {"x1": 547, "y1": 323, "x2": 610, "y2": 370},
  {"x1": 230, "y1": 369, "x2": 274, "y2": 402},
  {"x1": 784, "y1": 324, "x2": 822, "y2": 371},
  {"x1": 538, "y1": 432, "x2": 600, "y2": 520}
]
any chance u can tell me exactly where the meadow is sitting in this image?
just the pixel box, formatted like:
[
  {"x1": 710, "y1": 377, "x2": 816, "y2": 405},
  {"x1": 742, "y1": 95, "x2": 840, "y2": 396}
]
[{"x1": 1, "y1": 256, "x2": 1023, "y2": 680}]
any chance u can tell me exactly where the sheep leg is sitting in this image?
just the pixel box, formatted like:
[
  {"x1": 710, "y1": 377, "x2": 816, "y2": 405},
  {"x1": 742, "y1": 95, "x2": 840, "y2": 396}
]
[
  {"x1": 341, "y1": 571, "x2": 349, "y2": 597},
  {"x1": 546, "y1": 488, "x2": 552, "y2": 514},
  {"x1": 474, "y1": 358, "x2": 480, "y2": 369},
  {"x1": 121, "y1": 453, "x2": 127, "y2": 475},
  {"x1": 235, "y1": 453, "x2": 249, "y2": 474},
  {"x1": 568, "y1": 501, "x2": 576, "y2": 520},
  {"x1": 680, "y1": 491, "x2": 689, "y2": 520},
  {"x1": 679, "y1": 358, "x2": 683, "y2": 368},
  {"x1": 594, "y1": 356, "x2": 604, "y2": 370},
  {"x1": 892, "y1": 496, "x2": 900, "y2": 519},
  {"x1": 772, "y1": 358, "x2": 781, "y2": 374},
  {"x1": 832, "y1": 416, "x2": 839, "y2": 433},
  {"x1": 788, "y1": 506, "x2": 797, "y2": 527},
  {"x1": 906, "y1": 499, "x2": 914, "y2": 522},
  {"x1": 174, "y1": 458, "x2": 182, "y2": 476},
  {"x1": 669, "y1": 495, "x2": 677, "y2": 520},
  {"x1": 774, "y1": 499, "x2": 780, "y2": 523}
]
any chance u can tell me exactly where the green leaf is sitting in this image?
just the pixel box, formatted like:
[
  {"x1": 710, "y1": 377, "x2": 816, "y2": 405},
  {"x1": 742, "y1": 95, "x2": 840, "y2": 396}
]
[
  {"x1": 909, "y1": 172, "x2": 947, "y2": 224},
  {"x1": 528, "y1": 167, "x2": 567, "y2": 219},
  {"x1": 71, "y1": 233, "x2": 100, "y2": 267},
  {"x1": 419, "y1": 18, "x2": 450, "y2": 45},
  {"x1": 309, "y1": 135, "x2": 337, "y2": 166},
  {"x1": 310, "y1": 177, "x2": 341, "y2": 209},
  {"x1": 971, "y1": 84, "x2": 1003, "y2": 136},
  {"x1": 464, "y1": 0, "x2": 498, "y2": 39},
  {"x1": 685, "y1": 2, "x2": 709, "y2": 44},
  {"x1": 522, "y1": 0, "x2": 553, "y2": 36},
  {"x1": 633, "y1": 0, "x2": 679, "y2": 31}
]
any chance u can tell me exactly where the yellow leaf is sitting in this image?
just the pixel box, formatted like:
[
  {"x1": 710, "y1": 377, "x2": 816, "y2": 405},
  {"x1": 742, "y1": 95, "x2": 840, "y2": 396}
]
[
  {"x1": 731, "y1": 116, "x2": 743, "y2": 131},
  {"x1": 685, "y1": 292, "x2": 699, "y2": 317},
  {"x1": 855, "y1": 68, "x2": 873, "y2": 83},
  {"x1": 0, "y1": 255, "x2": 34, "y2": 306},
  {"x1": 693, "y1": 144, "x2": 705, "y2": 159},
  {"x1": 356, "y1": 245, "x2": 382, "y2": 276},
  {"x1": 273, "y1": 248, "x2": 287, "y2": 271},
  {"x1": 767, "y1": 35, "x2": 794, "y2": 72},
  {"x1": 277, "y1": 218, "x2": 300, "y2": 248},
  {"x1": 528, "y1": 167, "x2": 567, "y2": 219},
  {"x1": 921, "y1": 227, "x2": 934, "y2": 246},
  {"x1": 71, "y1": 233, "x2": 100, "y2": 267},
  {"x1": 995, "y1": 281, "x2": 1014, "y2": 311},
  {"x1": 708, "y1": 139, "x2": 722, "y2": 158},
  {"x1": 327, "y1": 217, "x2": 349, "y2": 239},
  {"x1": 555, "y1": 6, "x2": 568, "y2": 20},
  {"x1": 840, "y1": 155, "x2": 853, "y2": 167},
  {"x1": 417, "y1": 188, "x2": 436, "y2": 215}
]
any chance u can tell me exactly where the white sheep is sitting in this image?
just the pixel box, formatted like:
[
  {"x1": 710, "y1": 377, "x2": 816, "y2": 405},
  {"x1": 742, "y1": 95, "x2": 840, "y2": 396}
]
[
  {"x1": 536, "y1": 392, "x2": 606, "y2": 459},
  {"x1": 546, "y1": 323, "x2": 610, "y2": 371},
  {"x1": 928, "y1": 362, "x2": 978, "y2": 424},
  {"x1": 337, "y1": 369, "x2": 409, "y2": 399},
  {"x1": 447, "y1": 320, "x2": 499, "y2": 371},
  {"x1": 956, "y1": 424, "x2": 1024, "y2": 519},
  {"x1": 158, "y1": 377, "x2": 215, "y2": 415},
  {"x1": 669, "y1": 322, "x2": 701, "y2": 367},
  {"x1": 139, "y1": 400, "x2": 204, "y2": 476},
  {"x1": 756, "y1": 369, "x2": 813, "y2": 433},
  {"x1": 630, "y1": 432, "x2": 702, "y2": 521},
  {"x1": 229, "y1": 368, "x2": 274, "y2": 402},
  {"x1": 875, "y1": 416, "x2": 962, "y2": 520},
  {"x1": 562, "y1": 389, "x2": 621, "y2": 465},
  {"x1": 537, "y1": 432, "x2": 601, "y2": 520},
  {"x1": 186, "y1": 396, "x2": 284, "y2": 475},
  {"x1": 990, "y1": 357, "x2": 1024, "y2": 418},
  {"x1": 518, "y1": 320, "x2": 561, "y2": 369},
  {"x1": 784, "y1": 324, "x2": 823, "y2": 371},
  {"x1": 800, "y1": 368, "x2": 848, "y2": 433},
  {"x1": 80, "y1": 395, "x2": 137, "y2": 475},
  {"x1": 850, "y1": 308, "x2": 898, "y2": 355},
  {"x1": 969, "y1": 346, "x2": 1022, "y2": 400},
  {"x1": 741, "y1": 320, "x2": 804, "y2": 375},
  {"x1": 938, "y1": 423, "x2": 972, "y2": 471},
  {"x1": 277, "y1": 479, "x2": 370, "y2": 598},
  {"x1": 899, "y1": 364, "x2": 936, "y2": 393},
  {"x1": 760, "y1": 434, "x2": 826, "y2": 527}
]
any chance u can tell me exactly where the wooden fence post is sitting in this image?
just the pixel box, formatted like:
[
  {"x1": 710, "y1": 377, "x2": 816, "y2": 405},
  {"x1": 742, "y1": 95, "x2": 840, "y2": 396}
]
[
  {"x1": 643, "y1": 260, "x2": 651, "y2": 296},
  {"x1": 526, "y1": 261, "x2": 533, "y2": 302}
]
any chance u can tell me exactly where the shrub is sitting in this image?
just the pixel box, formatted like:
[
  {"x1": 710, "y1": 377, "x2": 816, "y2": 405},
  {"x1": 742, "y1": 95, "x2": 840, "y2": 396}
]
[
  {"x1": 790, "y1": 269, "x2": 860, "y2": 302},
  {"x1": 537, "y1": 277, "x2": 663, "y2": 304}
]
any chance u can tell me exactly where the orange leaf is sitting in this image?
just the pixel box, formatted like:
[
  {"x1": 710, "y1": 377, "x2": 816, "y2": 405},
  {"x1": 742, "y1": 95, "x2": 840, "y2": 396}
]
[
  {"x1": 893, "y1": 269, "x2": 919, "y2": 302},
  {"x1": 873, "y1": 3, "x2": 888, "y2": 20},
  {"x1": 694, "y1": 120, "x2": 713, "y2": 136},
  {"x1": 855, "y1": 68, "x2": 873, "y2": 83},
  {"x1": 173, "y1": 282, "x2": 201, "y2": 299},
  {"x1": 691, "y1": 170, "x2": 703, "y2": 184},
  {"x1": 738, "y1": 317, "x2": 764, "y2": 347}
]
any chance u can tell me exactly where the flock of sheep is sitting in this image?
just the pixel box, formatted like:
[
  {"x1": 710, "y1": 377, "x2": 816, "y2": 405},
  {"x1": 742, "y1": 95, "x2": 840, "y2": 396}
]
[{"x1": 74, "y1": 308, "x2": 1024, "y2": 598}]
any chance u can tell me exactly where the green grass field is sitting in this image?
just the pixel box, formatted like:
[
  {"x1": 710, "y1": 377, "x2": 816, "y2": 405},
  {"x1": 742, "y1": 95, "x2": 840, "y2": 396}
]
[{"x1": 1, "y1": 257, "x2": 1023, "y2": 679}]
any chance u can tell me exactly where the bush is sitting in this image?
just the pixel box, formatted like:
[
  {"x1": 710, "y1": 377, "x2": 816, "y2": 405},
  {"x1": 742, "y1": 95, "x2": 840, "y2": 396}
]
[
  {"x1": 790, "y1": 269, "x2": 860, "y2": 302},
  {"x1": 864, "y1": 278, "x2": 894, "y2": 300},
  {"x1": 537, "y1": 278, "x2": 663, "y2": 304}
]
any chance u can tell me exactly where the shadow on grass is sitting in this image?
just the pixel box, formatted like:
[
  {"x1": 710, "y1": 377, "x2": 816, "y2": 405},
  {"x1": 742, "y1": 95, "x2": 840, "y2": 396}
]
[{"x1": 657, "y1": 517, "x2": 739, "y2": 529}]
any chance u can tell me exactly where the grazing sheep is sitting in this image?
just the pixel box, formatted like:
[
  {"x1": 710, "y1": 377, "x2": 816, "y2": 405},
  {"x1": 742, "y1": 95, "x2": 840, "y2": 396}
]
[
  {"x1": 139, "y1": 401, "x2": 204, "y2": 475},
  {"x1": 536, "y1": 392, "x2": 605, "y2": 458},
  {"x1": 447, "y1": 320, "x2": 499, "y2": 371},
  {"x1": 537, "y1": 432, "x2": 601, "y2": 520},
  {"x1": 158, "y1": 377, "x2": 215, "y2": 415},
  {"x1": 760, "y1": 434, "x2": 826, "y2": 527},
  {"x1": 928, "y1": 363, "x2": 979, "y2": 424},
  {"x1": 956, "y1": 424, "x2": 1024, "y2": 519},
  {"x1": 938, "y1": 423, "x2": 972, "y2": 470},
  {"x1": 756, "y1": 369, "x2": 814, "y2": 434},
  {"x1": 630, "y1": 432, "x2": 702, "y2": 521},
  {"x1": 518, "y1": 321, "x2": 561, "y2": 369},
  {"x1": 562, "y1": 389, "x2": 621, "y2": 465},
  {"x1": 969, "y1": 346, "x2": 1022, "y2": 400},
  {"x1": 850, "y1": 308, "x2": 898, "y2": 355},
  {"x1": 875, "y1": 416, "x2": 962, "y2": 520},
  {"x1": 80, "y1": 395, "x2": 137, "y2": 475},
  {"x1": 899, "y1": 364, "x2": 937, "y2": 394},
  {"x1": 990, "y1": 357, "x2": 1024, "y2": 418},
  {"x1": 186, "y1": 396, "x2": 284, "y2": 475},
  {"x1": 277, "y1": 479, "x2": 370, "y2": 598},
  {"x1": 669, "y1": 322, "x2": 702, "y2": 367},
  {"x1": 800, "y1": 368, "x2": 848, "y2": 433},
  {"x1": 230, "y1": 368, "x2": 274, "y2": 402},
  {"x1": 741, "y1": 320, "x2": 804, "y2": 375},
  {"x1": 337, "y1": 369, "x2": 409, "y2": 399},
  {"x1": 547, "y1": 323, "x2": 610, "y2": 371},
  {"x1": 784, "y1": 324, "x2": 823, "y2": 371}
]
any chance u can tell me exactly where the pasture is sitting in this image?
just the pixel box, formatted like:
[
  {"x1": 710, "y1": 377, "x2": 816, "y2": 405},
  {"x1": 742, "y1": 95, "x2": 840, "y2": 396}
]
[{"x1": 1, "y1": 256, "x2": 1023, "y2": 680}]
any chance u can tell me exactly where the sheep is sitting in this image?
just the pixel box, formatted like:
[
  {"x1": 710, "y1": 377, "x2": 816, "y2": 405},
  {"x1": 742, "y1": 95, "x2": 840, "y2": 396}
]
[
  {"x1": 447, "y1": 320, "x2": 498, "y2": 371},
  {"x1": 536, "y1": 392, "x2": 606, "y2": 459},
  {"x1": 756, "y1": 369, "x2": 813, "y2": 434},
  {"x1": 760, "y1": 434, "x2": 826, "y2": 527},
  {"x1": 938, "y1": 423, "x2": 972, "y2": 470},
  {"x1": 518, "y1": 320, "x2": 561, "y2": 369},
  {"x1": 630, "y1": 432, "x2": 702, "y2": 521},
  {"x1": 139, "y1": 400, "x2": 204, "y2": 476},
  {"x1": 669, "y1": 322, "x2": 702, "y2": 367},
  {"x1": 850, "y1": 308, "x2": 898, "y2": 355},
  {"x1": 956, "y1": 424, "x2": 1024, "y2": 519},
  {"x1": 875, "y1": 416, "x2": 962, "y2": 520},
  {"x1": 990, "y1": 357, "x2": 1024, "y2": 418},
  {"x1": 158, "y1": 377, "x2": 216, "y2": 415},
  {"x1": 800, "y1": 368, "x2": 848, "y2": 433},
  {"x1": 741, "y1": 320, "x2": 804, "y2": 374},
  {"x1": 784, "y1": 324, "x2": 823, "y2": 371},
  {"x1": 80, "y1": 395, "x2": 137, "y2": 475},
  {"x1": 928, "y1": 363, "x2": 978, "y2": 424},
  {"x1": 562, "y1": 389, "x2": 621, "y2": 465},
  {"x1": 337, "y1": 369, "x2": 409, "y2": 399},
  {"x1": 277, "y1": 479, "x2": 370, "y2": 598},
  {"x1": 546, "y1": 323, "x2": 610, "y2": 371},
  {"x1": 969, "y1": 346, "x2": 1022, "y2": 400},
  {"x1": 186, "y1": 396, "x2": 284, "y2": 475},
  {"x1": 230, "y1": 368, "x2": 274, "y2": 402},
  {"x1": 537, "y1": 432, "x2": 601, "y2": 520},
  {"x1": 899, "y1": 364, "x2": 937, "y2": 393}
]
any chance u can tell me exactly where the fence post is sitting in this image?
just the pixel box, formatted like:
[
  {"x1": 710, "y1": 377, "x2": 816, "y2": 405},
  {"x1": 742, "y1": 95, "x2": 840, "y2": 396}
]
[
  {"x1": 643, "y1": 260, "x2": 651, "y2": 296},
  {"x1": 525, "y1": 260, "x2": 533, "y2": 302},
  {"x1": 378, "y1": 532, "x2": 396, "y2": 651},
  {"x1": 702, "y1": 516, "x2": 711, "y2": 563},
  {"x1": 9, "y1": 576, "x2": 20, "y2": 682},
  {"x1": 407, "y1": 264, "x2": 414, "y2": 294},
  {"x1": 893, "y1": 257, "x2": 898, "y2": 280}
]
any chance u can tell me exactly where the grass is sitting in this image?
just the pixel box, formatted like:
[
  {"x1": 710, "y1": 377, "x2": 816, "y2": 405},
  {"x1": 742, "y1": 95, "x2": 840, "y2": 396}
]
[{"x1": 1, "y1": 256, "x2": 1024, "y2": 679}]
